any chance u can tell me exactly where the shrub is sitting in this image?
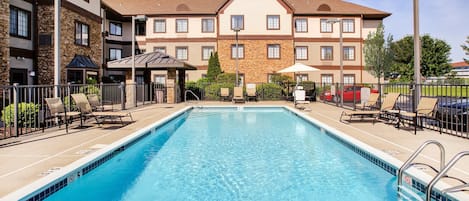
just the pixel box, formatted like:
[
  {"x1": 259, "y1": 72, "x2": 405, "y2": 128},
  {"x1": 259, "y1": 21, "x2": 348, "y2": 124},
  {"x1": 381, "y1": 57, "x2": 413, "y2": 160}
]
[
  {"x1": 216, "y1": 73, "x2": 237, "y2": 84},
  {"x1": 79, "y1": 85, "x2": 100, "y2": 95},
  {"x1": 257, "y1": 83, "x2": 283, "y2": 100},
  {"x1": 204, "y1": 83, "x2": 235, "y2": 100},
  {"x1": 1, "y1": 102, "x2": 40, "y2": 127}
]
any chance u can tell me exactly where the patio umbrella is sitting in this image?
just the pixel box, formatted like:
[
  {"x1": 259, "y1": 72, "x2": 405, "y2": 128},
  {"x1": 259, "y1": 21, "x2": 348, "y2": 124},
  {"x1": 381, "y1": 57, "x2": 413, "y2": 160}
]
[{"x1": 277, "y1": 63, "x2": 319, "y2": 73}]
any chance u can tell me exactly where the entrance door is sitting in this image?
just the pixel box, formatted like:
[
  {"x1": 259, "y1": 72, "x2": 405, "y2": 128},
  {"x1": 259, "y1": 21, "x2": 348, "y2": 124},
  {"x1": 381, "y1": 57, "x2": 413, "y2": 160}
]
[{"x1": 10, "y1": 68, "x2": 28, "y2": 85}]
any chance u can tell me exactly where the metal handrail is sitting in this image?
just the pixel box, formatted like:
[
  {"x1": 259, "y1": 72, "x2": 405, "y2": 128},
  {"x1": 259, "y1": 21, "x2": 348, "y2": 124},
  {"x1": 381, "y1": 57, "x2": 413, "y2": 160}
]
[
  {"x1": 397, "y1": 140, "x2": 446, "y2": 198},
  {"x1": 185, "y1": 90, "x2": 200, "y2": 102},
  {"x1": 426, "y1": 151, "x2": 469, "y2": 201}
]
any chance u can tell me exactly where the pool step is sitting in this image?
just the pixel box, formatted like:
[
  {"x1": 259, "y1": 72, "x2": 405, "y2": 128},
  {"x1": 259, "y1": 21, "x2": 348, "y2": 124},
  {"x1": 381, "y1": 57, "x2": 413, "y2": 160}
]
[{"x1": 397, "y1": 185, "x2": 424, "y2": 201}]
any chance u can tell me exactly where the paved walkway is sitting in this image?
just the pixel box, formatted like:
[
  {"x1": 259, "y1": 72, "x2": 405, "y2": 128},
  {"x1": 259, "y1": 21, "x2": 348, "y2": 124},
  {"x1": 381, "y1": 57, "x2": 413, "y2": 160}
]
[{"x1": 0, "y1": 101, "x2": 468, "y2": 198}]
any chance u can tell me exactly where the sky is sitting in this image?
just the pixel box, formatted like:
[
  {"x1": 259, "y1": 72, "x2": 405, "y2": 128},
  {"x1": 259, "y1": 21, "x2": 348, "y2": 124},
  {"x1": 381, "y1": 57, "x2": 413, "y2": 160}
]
[{"x1": 346, "y1": 0, "x2": 469, "y2": 63}]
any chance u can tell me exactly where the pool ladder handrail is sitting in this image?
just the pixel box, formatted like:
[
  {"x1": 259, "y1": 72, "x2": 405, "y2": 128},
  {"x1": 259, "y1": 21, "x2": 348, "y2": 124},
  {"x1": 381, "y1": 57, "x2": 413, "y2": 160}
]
[
  {"x1": 397, "y1": 140, "x2": 445, "y2": 200},
  {"x1": 185, "y1": 90, "x2": 200, "y2": 103},
  {"x1": 425, "y1": 151, "x2": 469, "y2": 201}
]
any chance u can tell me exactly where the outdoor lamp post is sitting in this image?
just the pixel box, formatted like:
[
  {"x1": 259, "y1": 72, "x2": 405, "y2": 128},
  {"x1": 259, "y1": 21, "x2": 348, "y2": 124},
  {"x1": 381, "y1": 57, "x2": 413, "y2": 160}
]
[
  {"x1": 326, "y1": 18, "x2": 343, "y2": 107},
  {"x1": 233, "y1": 27, "x2": 241, "y2": 87},
  {"x1": 131, "y1": 15, "x2": 146, "y2": 107}
]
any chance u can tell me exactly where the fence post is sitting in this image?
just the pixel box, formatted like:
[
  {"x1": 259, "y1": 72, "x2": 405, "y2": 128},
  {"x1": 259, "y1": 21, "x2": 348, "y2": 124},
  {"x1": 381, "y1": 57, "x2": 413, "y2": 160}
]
[
  {"x1": 13, "y1": 83, "x2": 19, "y2": 137},
  {"x1": 410, "y1": 82, "x2": 416, "y2": 112},
  {"x1": 134, "y1": 83, "x2": 137, "y2": 108},
  {"x1": 67, "y1": 82, "x2": 71, "y2": 112},
  {"x1": 120, "y1": 82, "x2": 126, "y2": 110}
]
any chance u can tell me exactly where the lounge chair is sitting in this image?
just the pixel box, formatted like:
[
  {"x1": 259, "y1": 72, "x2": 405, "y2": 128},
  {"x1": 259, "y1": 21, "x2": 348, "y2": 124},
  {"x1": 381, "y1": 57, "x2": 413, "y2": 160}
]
[
  {"x1": 44, "y1": 98, "x2": 81, "y2": 133},
  {"x1": 220, "y1": 88, "x2": 230, "y2": 101},
  {"x1": 356, "y1": 93, "x2": 380, "y2": 110},
  {"x1": 71, "y1": 93, "x2": 133, "y2": 126},
  {"x1": 87, "y1": 94, "x2": 113, "y2": 111},
  {"x1": 340, "y1": 92, "x2": 400, "y2": 123},
  {"x1": 294, "y1": 89, "x2": 310, "y2": 110},
  {"x1": 397, "y1": 97, "x2": 441, "y2": 134},
  {"x1": 246, "y1": 84, "x2": 257, "y2": 102},
  {"x1": 232, "y1": 87, "x2": 245, "y2": 103}
]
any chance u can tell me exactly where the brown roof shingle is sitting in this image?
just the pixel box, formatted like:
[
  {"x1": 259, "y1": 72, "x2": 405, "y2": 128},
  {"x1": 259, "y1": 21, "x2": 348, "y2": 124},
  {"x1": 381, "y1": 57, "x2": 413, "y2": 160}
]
[
  {"x1": 102, "y1": 0, "x2": 390, "y2": 19},
  {"x1": 102, "y1": 0, "x2": 228, "y2": 15}
]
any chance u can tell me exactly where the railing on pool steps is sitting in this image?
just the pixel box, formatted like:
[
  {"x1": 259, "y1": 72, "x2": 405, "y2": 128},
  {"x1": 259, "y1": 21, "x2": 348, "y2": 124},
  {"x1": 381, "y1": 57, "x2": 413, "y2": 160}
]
[
  {"x1": 397, "y1": 140, "x2": 469, "y2": 201},
  {"x1": 185, "y1": 90, "x2": 200, "y2": 104}
]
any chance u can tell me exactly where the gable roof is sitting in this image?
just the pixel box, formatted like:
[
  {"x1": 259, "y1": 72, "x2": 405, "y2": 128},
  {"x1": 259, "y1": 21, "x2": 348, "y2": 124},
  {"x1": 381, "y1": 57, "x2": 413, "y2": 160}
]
[
  {"x1": 102, "y1": 0, "x2": 390, "y2": 18},
  {"x1": 452, "y1": 61, "x2": 469, "y2": 68},
  {"x1": 286, "y1": 0, "x2": 390, "y2": 18},
  {"x1": 102, "y1": 0, "x2": 228, "y2": 16},
  {"x1": 107, "y1": 51, "x2": 196, "y2": 70},
  {"x1": 66, "y1": 55, "x2": 99, "y2": 69}
]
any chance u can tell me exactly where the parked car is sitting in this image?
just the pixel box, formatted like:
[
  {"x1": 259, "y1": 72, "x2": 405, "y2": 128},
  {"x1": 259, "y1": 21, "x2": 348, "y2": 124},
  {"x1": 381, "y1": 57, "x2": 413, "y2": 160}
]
[
  {"x1": 437, "y1": 98, "x2": 469, "y2": 132},
  {"x1": 319, "y1": 85, "x2": 378, "y2": 103}
]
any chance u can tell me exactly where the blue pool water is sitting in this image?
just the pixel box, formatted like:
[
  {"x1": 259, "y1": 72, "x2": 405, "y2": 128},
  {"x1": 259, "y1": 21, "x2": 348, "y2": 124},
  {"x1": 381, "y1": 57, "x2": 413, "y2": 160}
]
[{"x1": 45, "y1": 107, "x2": 397, "y2": 201}]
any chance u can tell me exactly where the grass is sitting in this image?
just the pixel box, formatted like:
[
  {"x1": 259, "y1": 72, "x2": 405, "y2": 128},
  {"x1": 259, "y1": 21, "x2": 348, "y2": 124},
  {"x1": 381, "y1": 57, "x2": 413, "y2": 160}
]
[{"x1": 384, "y1": 85, "x2": 469, "y2": 97}]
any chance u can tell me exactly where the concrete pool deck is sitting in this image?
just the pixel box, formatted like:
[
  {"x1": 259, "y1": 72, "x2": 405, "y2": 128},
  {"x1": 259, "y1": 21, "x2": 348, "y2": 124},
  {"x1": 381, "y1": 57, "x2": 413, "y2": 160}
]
[{"x1": 0, "y1": 101, "x2": 468, "y2": 198}]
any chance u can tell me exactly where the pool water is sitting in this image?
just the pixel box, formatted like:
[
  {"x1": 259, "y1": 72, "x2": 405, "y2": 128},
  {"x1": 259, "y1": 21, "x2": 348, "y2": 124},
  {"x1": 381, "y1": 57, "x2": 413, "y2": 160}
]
[{"x1": 45, "y1": 107, "x2": 397, "y2": 201}]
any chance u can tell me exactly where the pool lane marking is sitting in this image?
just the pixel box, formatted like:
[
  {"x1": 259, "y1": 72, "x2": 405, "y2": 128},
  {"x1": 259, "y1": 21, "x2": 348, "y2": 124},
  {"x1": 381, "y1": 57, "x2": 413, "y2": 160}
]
[
  {"x1": 314, "y1": 111, "x2": 469, "y2": 177},
  {"x1": 0, "y1": 130, "x2": 116, "y2": 179}
]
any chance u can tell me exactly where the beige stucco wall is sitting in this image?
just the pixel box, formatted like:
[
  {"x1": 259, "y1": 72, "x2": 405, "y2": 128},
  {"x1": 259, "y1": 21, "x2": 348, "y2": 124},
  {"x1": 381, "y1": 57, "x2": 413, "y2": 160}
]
[
  {"x1": 303, "y1": 70, "x2": 378, "y2": 84},
  {"x1": 218, "y1": 0, "x2": 292, "y2": 35},
  {"x1": 143, "y1": 42, "x2": 216, "y2": 66},
  {"x1": 146, "y1": 17, "x2": 217, "y2": 38},
  {"x1": 67, "y1": 0, "x2": 101, "y2": 17},
  {"x1": 294, "y1": 17, "x2": 362, "y2": 39},
  {"x1": 294, "y1": 41, "x2": 362, "y2": 66}
]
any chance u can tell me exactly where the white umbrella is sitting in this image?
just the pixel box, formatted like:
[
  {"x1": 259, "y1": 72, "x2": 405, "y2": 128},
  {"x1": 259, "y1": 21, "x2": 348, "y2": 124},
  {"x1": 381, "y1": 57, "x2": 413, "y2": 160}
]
[{"x1": 277, "y1": 63, "x2": 319, "y2": 73}]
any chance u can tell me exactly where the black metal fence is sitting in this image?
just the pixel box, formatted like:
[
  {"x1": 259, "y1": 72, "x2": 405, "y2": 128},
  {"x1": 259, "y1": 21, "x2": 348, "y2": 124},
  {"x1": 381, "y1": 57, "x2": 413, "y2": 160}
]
[
  {"x1": 0, "y1": 82, "x2": 170, "y2": 140},
  {"x1": 318, "y1": 82, "x2": 469, "y2": 138}
]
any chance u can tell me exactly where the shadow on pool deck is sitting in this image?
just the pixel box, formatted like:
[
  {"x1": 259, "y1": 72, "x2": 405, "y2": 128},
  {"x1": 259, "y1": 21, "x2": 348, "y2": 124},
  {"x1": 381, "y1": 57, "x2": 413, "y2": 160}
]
[{"x1": 0, "y1": 101, "x2": 468, "y2": 198}]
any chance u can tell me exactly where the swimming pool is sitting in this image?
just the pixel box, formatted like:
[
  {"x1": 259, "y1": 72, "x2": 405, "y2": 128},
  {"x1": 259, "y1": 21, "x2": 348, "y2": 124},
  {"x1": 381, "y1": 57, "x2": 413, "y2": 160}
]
[{"x1": 6, "y1": 106, "x2": 458, "y2": 201}]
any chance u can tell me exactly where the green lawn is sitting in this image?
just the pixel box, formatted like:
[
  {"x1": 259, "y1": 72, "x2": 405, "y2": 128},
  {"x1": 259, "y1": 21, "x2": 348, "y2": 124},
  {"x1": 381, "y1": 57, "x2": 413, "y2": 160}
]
[{"x1": 384, "y1": 85, "x2": 469, "y2": 97}]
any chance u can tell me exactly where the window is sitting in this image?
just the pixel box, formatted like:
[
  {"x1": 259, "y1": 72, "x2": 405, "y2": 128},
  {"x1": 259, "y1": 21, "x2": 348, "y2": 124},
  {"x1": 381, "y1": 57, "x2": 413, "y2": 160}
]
[
  {"x1": 135, "y1": 22, "x2": 146, "y2": 36},
  {"x1": 202, "y1": 19, "x2": 214, "y2": 32},
  {"x1": 321, "y1": 74, "x2": 333, "y2": 85},
  {"x1": 154, "y1": 75, "x2": 166, "y2": 85},
  {"x1": 344, "y1": 74, "x2": 355, "y2": 85},
  {"x1": 10, "y1": 6, "x2": 30, "y2": 38},
  {"x1": 231, "y1": 44, "x2": 244, "y2": 59},
  {"x1": 154, "y1": 46, "x2": 166, "y2": 54},
  {"x1": 154, "y1": 19, "x2": 166, "y2": 33},
  {"x1": 268, "y1": 73, "x2": 280, "y2": 83},
  {"x1": 202, "y1": 46, "x2": 214, "y2": 60},
  {"x1": 320, "y1": 19, "x2": 332, "y2": 33},
  {"x1": 343, "y1": 46, "x2": 355, "y2": 60},
  {"x1": 267, "y1": 15, "x2": 280, "y2": 30},
  {"x1": 176, "y1": 47, "x2": 188, "y2": 60},
  {"x1": 231, "y1": 15, "x2": 244, "y2": 30},
  {"x1": 267, "y1": 44, "x2": 280, "y2": 59},
  {"x1": 342, "y1": 19, "x2": 354, "y2": 33},
  {"x1": 75, "y1": 21, "x2": 89, "y2": 46},
  {"x1": 296, "y1": 74, "x2": 308, "y2": 82},
  {"x1": 109, "y1": 22, "x2": 122, "y2": 36},
  {"x1": 321, "y1": 46, "x2": 333, "y2": 60},
  {"x1": 238, "y1": 74, "x2": 245, "y2": 87},
  {"x1": 295, "y1": 46, "x2": 308, "y2": 60},
  {"x1": 295, "y1": 18, "x2": 307, "y2": 32},
  {"x1": 176, "y1": 19, "x2": 188, "y2": 33},
  {"x1": 109, "y1": 48, "x2": 122, "y2": 61}
]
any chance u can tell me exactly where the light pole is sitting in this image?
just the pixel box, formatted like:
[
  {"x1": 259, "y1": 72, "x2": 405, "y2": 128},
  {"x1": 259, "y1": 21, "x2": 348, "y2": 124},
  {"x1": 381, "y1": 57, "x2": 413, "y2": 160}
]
[
  {"x1": 326, "y1": 19, "x2": 343, "y2": 107},
  {"x1": 131, "y1": 15, "x2": 146, "y2": 107},
  {"x1": 233, "y1": 27, "x2": 241, "y2": 87},
  {"x1": 54, "y1": 0, "x2": 61, "y2": 97},
  {"x1": 413, "y1": 0, "x2": 421, "y2": 109}
]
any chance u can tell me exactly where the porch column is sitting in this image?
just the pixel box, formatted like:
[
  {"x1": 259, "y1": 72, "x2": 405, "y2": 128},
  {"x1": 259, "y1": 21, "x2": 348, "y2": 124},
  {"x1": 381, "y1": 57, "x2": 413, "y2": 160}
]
[
  {"x1": 178, "y1": 69, "x2": 186, "y2": 101},
  {"x1": 167, "y1": 69, "x2": 176, "y2": 104}
]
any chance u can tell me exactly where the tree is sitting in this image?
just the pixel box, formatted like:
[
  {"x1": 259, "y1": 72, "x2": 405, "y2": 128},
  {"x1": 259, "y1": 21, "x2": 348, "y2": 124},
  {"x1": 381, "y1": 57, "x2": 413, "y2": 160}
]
[
  {"x1": 462, "y1": 36, "x2": 469, "y2": 63},
  {"x1": 206, "y1": 52, "x2": 221, "y2": 81},
  {"x1": 364, "y1": 23, "x2": 393, "y2": 87},
  {"x1": 391, "y1": 35, "x2": 452, "y2": 81}
]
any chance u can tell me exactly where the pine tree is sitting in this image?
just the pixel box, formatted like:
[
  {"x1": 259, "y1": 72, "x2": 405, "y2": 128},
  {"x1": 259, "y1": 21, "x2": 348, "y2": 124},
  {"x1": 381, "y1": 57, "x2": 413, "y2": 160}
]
[{"x1": 206, "y1": 51, "x2": 221, "y2": 81}]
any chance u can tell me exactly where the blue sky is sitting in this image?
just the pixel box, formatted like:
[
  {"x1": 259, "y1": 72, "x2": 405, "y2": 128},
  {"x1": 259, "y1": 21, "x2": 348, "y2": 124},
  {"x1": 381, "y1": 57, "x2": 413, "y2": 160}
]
[{"x1": 346, "y1": 0, "x2": 469, "y2": 62}]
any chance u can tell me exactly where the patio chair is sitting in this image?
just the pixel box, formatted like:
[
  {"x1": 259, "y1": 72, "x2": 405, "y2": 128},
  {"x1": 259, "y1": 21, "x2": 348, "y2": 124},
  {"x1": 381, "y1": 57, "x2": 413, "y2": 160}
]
[
  {"x1": 44, "y1": 98, "x2": 81, "y2": 133},
  {"x1": 294, "y1": 89, "x2": 310, "y2": 110},
  {"x1": 246, "y1": 83, "x2": 257, "y2": 102},
  {"x1": 232, "y1": 87, "x2": 245, "y2": 103},
  {"x1": 340, "y1": 92, "x2": 400, "y2": 123},
  {"x1": 355, "y1": 93, "x2": 380, "y2": 110},
  {"x1": 71, "y1": 93, "x2": 133, "y2": 126},
  {"x1": 220, "y1": 88, "x2": 230, "y2": 101},
  {"x1": 396, "y1": 97, "x2": 441, "y2": 134},
  {"x1": 87, "y1": 94, "x2": 113, "y2": 111}
]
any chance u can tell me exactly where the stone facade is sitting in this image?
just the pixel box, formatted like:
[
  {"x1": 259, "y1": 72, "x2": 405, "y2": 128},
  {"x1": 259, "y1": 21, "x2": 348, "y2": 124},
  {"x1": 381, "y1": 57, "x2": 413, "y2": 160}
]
[
  {"x1": 0, "y1": 1, "x2": 10, "y2": 85},
  {"x1": 217, "y1": 39, "x2": 294, "y2": 83},
  {"x1": 37, "y1": 5, "x2": 102, "y2": 85}
]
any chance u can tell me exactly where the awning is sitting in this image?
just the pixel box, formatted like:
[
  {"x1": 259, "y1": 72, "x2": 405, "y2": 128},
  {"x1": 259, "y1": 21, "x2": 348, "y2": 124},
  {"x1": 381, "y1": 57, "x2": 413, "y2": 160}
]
[
  {"x1": 107, "y1": 51, "x2": 197, "y2": 70},
  {"x1": 66, "y1": 54, "x2": 99, "y2": 69}
]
